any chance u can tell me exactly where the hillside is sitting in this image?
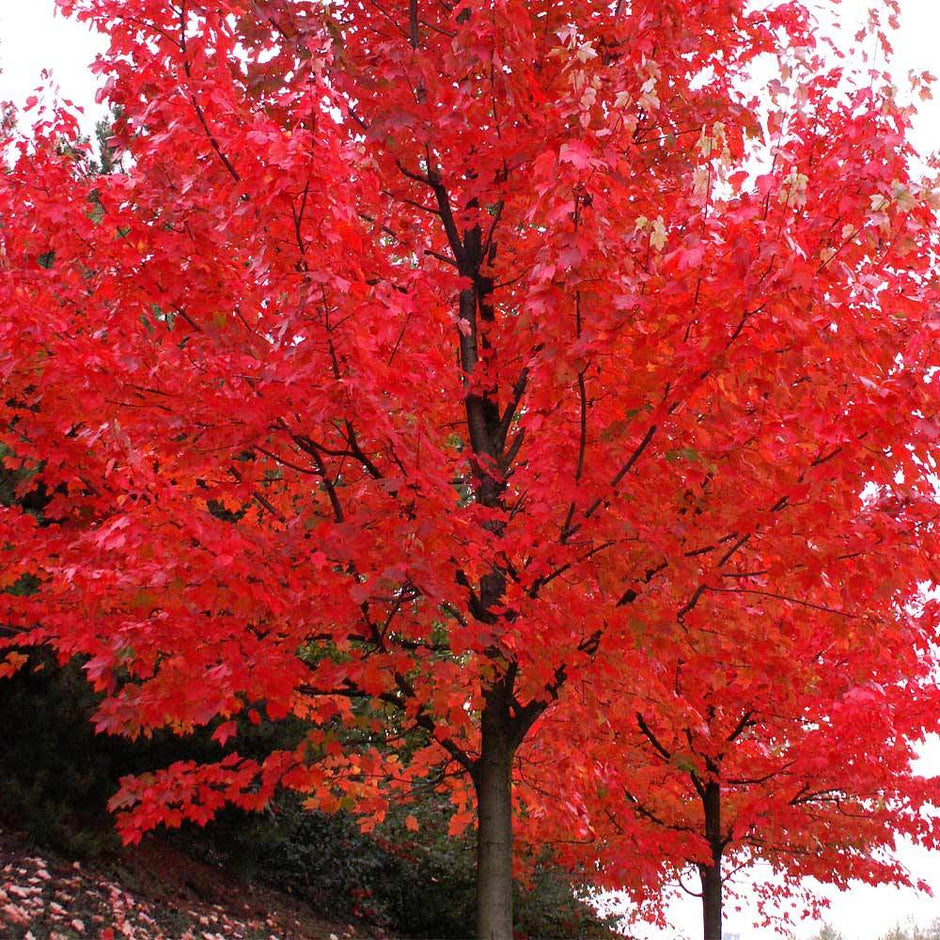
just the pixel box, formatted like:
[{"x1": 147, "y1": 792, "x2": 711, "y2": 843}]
[{"x1": 0, "y1": 825, "x2": 380, "y2": 940}]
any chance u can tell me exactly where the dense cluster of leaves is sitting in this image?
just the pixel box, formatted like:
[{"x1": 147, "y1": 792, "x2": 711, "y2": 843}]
[{"x1": 1, "y1": 0, "x2": 939, "y2": 936}]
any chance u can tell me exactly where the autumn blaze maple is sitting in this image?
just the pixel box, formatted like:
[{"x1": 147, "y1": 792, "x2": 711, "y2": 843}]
[
  {"x1": 1, "y1": 0, "x2": 939, "y2": 938},
  {"x1": 533, "y1": 562, "x2": 940, "y2": 935}
]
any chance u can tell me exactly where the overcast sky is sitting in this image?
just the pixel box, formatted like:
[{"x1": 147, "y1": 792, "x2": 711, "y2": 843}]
[{"x1": 1, "y1": 1, "x2": 939, "y2": 938}]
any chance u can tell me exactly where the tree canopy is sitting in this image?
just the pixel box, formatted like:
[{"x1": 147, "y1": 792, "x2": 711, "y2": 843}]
[{"x1": 1, "y1": 1, "x2": 939, "y2": 937}]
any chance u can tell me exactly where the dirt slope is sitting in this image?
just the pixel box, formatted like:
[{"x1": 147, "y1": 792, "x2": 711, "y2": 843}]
[{"x1": 0, "y1": 826, "x2": 391, "y2": 939}]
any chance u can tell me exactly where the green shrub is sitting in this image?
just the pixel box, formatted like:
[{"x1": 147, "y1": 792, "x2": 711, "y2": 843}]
[
  {"x1": 201, "y1": 791, "x2": 620, "y2": 938},
  {"x1": 0, "y1": 650, "x2": 130, "y2": 856}
]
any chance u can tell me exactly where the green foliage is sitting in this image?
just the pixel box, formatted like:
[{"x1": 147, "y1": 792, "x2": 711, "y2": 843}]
[
  {"x1": 0, "y1": 651, "x2": 129, "y2": 857},
  {"x1": 186, "y1": 790, "x2": 619, "y2": 938},
  {"x1": 94, "y1": 114, "x2": 120, "y2": 175},
  {"x1": 0, "y1": 443, "x2": 50, "y2": 520}
]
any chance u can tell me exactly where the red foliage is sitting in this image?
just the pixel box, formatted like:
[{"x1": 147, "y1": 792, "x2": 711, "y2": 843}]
[{"x1": 1, "y1": 0, "x2": 938, "y2": 933}]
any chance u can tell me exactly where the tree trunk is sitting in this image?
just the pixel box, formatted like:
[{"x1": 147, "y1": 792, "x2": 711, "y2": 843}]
[
  {"x1": 700, "y1": 779, "x2": 723, "y2": 940},
  {"x1": 453, "y1": 213, "x2": 517, "y2": 940},
  {"x1": 474, "y1": 694, "x2": 515, "y2": 940},
  {"x1": 700, "y1": 859, "x2": 722, "y2": 940}
]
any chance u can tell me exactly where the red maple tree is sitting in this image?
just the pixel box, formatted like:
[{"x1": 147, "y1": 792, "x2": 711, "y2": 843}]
[
  {"x1": 1, "y1": 1, "x2": 938, "y2": 937},
  {"x1": 532, "y1": 576, "x2": 940, "y2": 938}
]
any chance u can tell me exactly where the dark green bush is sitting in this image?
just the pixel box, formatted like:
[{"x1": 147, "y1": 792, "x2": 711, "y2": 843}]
[
  {"x1": 0, "y1": 650, "x2": 131, "y2": 856},
  {"x1": 203, "y1": 790, "x2": 620, "y2": 938}
]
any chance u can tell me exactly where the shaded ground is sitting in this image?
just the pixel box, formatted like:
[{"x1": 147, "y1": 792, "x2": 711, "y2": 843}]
[{"x1": 0, "y1": 825, "x2": 389, "y2": 939}]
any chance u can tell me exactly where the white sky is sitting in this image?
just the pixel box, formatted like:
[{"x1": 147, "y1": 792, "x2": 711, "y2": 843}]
[{"x1": 1, "y1": 0, "x2": 939, "y2": 937}]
